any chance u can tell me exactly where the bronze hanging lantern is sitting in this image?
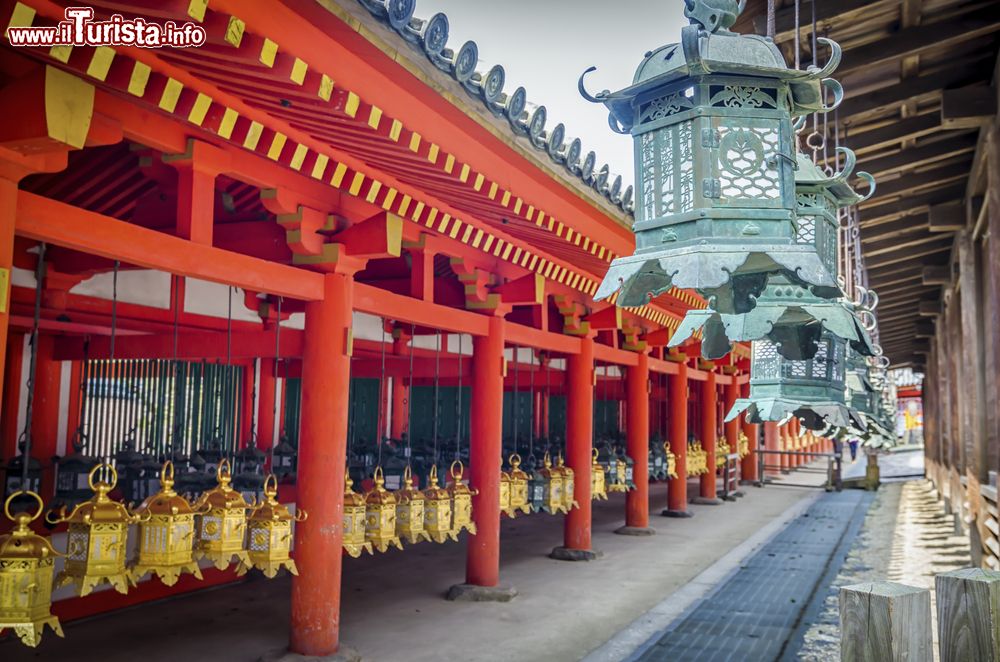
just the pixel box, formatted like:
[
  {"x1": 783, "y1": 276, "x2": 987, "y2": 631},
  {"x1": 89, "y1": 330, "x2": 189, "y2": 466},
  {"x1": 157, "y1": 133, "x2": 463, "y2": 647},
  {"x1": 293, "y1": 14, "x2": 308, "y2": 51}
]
[
  {"x1": 506, "y1": 454, "x2": 531, "y2": 516},
  {"x1": 364, "y1": 466, "x2": 403, "y2": 552},
  {"x1": 669, "y1": 148, "x2": 876, "y2": 359},
  {"x1": 422, "y1": 465, "x2": 456, "y2": 543},
  {"x1": 343, "y1": 474, "x2": 373, "y2": 557},
  {"x1": 0, "y1": 491, "x2": 63, "y2": 648},
  {"x1": 242, "y1": 474, "x2": 306, "y2": 577},
  {"x1": 395, "y1": 466, "x2": 431, "y2": 545},
  {"x1": 49, "y1": 464, "x2": 137, "y2": 596},
  {"x1": 130, "y1": 460, "x2": 204, "y2": 586},
  {"x1": 192, "y1": 459, "x2": 251, "y2": 571},
  {"x1": 582, "y1": 0, "x2": 843, "y2": 311},
  {"x1": 591, "y1": 448, "x2": 608, "y2": 500},
  {"x1": 447, "y1": 460, "x2": 478, "y2": 536},
  {"x1": 727, "y1": 333, "x2": 862, "y2": 431},
  {"x1": 53, "y1": 435, "x2": 100, "y2": 509}
]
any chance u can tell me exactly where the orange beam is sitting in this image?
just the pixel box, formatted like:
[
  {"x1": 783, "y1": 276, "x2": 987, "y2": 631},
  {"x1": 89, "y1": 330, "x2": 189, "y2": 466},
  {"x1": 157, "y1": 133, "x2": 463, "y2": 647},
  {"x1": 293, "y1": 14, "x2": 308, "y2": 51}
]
[
  {"x1": 14, "y1": 191, "x2": 324, "y2": 301},
  {"x1": 353, "y1": 283, "x2": 488, "y2": 336}
]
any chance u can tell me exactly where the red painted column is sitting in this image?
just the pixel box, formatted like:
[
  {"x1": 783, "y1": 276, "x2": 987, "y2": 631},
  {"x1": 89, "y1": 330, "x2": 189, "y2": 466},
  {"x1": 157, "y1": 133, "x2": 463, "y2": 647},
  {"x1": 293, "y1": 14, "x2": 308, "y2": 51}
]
[
  {"x1": 32, "y1": 335, "x2": 61, "y2": 499},
  {"x1": 389, "y1": 333, "x2": 408, "y2": 440},
  {"x1": 624, "y1": 351, "x2": 650, "y2": 530},
  {"x1": 666, "y1": 360, "x2": 690, "y2": 516},
  {"x1": 1, "y1": 331, "x2": 24, "y2": 461},
  {"x1": 465, "y1": 316, "x2": 505, "y2": 587},
  {"x1": 257, "y1": 358, "x2": 276, "y2": 452},
  {"x1": 561, "y1": 336, "x2": 595, "y2": 554},
  {"x1": 699, "y1": 371, "x2": 718, "y2": 500},
  {"x1": 764, "y1": 421, "x2": 780, "y2": 477},
  {"x1": 290, "y1": 273, "x2": 353, "y2": 657},
  {"x1": 0, "y1": 180, "x2": 16, "y2": 403},
  {"x1": 723, "y1": 375, "x2": 740, "y2": 482}
]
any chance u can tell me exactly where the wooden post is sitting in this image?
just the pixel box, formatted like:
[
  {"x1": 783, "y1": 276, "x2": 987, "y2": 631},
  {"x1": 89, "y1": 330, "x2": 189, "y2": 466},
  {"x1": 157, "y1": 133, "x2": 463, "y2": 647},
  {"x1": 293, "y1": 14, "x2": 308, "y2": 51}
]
[
  {"x1": 839, "y1": 582, "x2": 933, "y2": 662},
  {"x1": 619, "y1": 350, "x2": 653, "y2": 534},
  {"x1": 936, "y1": 568, "x2": 1000, "y2": 662}
]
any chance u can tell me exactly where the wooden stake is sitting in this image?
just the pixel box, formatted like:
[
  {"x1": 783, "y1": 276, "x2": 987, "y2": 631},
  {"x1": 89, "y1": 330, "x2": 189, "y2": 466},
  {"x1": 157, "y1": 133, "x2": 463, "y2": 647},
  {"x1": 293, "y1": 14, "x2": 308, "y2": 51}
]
[
  {"x1": 839, "y1": 581, "x2": 932, "y2": 662},
  {"x1": 936, "y1": 568, "x2": 1000, "y2": 662}
]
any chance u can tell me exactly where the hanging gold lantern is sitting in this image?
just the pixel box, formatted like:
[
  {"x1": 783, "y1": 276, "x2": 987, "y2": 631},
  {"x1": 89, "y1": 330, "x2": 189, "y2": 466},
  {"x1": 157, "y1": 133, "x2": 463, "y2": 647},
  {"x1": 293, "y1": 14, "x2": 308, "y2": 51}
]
[
  {"x1": 130, "y1": 461, "x2": 203, "y2": 587},
  {"x1": 423, "y1": 465, "x2": 456, "y2": 543},
  {"x1": 447, "y1": 460, "x2": 478, "y2": 536},
  {"x1": 664, "y1": 443, "x2": 679, "y2": 479},
  {"x1": 364, "y1": 467, "x2": 403, "y2": 552},
  {"x1": 538, "y1": 452, "x2": 565, "y2": 514},
  {"x1": 591, "y1": 449, "x2": 608, "y2": 501},
  {"x1": 556, "y1": 454, "x2": 579, "y2": 512},
  {"x1": 499, "y1": 464, "x2": 512, "y2": 515},
  {"x1": 343, "y1": 474, "x2": 373, "y2": 557},
  {"x1": 0, "y1": 492, "x2": 63, "y2": 648},
  {"x1": 716, "y1": 436, "x2": 730, "y2": 469},
  {"x1": 507, "y1": 454, "x2": 531, "y2": 516},
  {"x1": 242, "y1": 474, "x2": 307, "y2": 578},
  {"x1": 395, "y1": 466, "x2": 430, "y2": 545},
  {"x1": 738, "y1": 432, "x2": 750, "y2": 458},
  {"x1": 49, "y1": 464, "x2": 136, "y2": 596},
  {"x1": 607, "y1": 452, "x2": 628, "y2": 494},
  {"x1": 192, "y1": 459, "x2": 250, "y2": 571}
]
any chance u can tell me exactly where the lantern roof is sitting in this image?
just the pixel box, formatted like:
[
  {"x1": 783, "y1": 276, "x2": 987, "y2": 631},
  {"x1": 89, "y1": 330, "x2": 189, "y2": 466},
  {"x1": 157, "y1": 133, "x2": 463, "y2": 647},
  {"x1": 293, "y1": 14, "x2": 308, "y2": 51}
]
[
  {"x1": 133, "y1": 462, "x2": 198, "y2": 516},
  {"x1": 795, "y1": 149, "x2": 876, "y2": 206},
  {"x1": 55, "y1": 467, "x2": 134, "y2": 525},
  {"x1": 1, "y1": 494, "x2": 58, "y2": 560},
  {"x1": 726, "y1": 397, "x2": 864, "y2": 431},
  {"x1": 247, "y1": 477, "x2": 297, "y2": 523},
  {"x1": 193, "y1": 468, "x2": 251, "y2": 512},
  {"x1": 344, "y1": 476, "x2": 366, "y2": 508}
]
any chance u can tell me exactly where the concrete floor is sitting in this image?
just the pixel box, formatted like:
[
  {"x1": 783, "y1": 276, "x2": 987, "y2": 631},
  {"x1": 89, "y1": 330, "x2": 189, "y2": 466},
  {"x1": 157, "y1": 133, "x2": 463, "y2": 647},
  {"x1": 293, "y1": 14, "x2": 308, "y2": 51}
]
[{"x1": 1, "y1": 473, "x2": 829, "y2": 662}]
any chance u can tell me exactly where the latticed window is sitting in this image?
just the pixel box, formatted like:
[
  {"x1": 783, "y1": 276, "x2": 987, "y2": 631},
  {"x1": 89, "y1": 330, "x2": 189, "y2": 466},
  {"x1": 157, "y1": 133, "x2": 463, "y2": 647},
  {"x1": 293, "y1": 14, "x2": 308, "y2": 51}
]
[
  {"x1": 753, "y1": 340, "x2": 780, "y2": 379},
  {"x1": 77, "y1": 359, "x2": 244, "y2": 458}
]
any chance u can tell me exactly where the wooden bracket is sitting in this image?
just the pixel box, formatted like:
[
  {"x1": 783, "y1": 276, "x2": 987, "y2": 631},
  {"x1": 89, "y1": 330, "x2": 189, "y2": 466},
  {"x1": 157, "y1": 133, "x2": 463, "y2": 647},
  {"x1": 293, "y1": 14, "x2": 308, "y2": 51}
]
[{"x1": 554, "y1": 294, "x2": 590, "y2": 336}]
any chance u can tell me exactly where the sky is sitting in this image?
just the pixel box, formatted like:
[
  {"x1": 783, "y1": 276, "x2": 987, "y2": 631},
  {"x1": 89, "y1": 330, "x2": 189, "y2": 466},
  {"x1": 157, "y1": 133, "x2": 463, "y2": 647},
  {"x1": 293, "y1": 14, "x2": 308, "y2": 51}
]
[{"x1": 416, "y1": 0, "x2": 688, "y2": 188}]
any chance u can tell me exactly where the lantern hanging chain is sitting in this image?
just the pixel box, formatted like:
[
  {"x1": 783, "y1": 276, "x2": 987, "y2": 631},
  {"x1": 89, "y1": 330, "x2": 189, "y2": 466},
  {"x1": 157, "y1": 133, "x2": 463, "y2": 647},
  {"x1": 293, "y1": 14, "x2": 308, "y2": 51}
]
[
  {"x1": 110, "y1": 260, "x2": 119, "y2": 361},
  {"x1": 528, "y1": 348, "x2": 535, "y2": 456},
  {"x1": 793, "y1": 0, "x2": 800, "y2": 69},
  {"x1": 766, "y1": 0, "x2": 776, "y2": 39},
  {"x1": 225, "y1": 285, "x2": 236, "y2": 461},
  {"x1": 377, "y1": 318, "x2": 387, "y2": 467},
  {"x1": 347, "y1": 352, "x2": 356, "y2": 469},
  {"x1": 19, "y1": 243, "x2": 46, "y2": 485},
  {"x1": 512, "y1": 345, "x2": 519, "y2": 456},
  {"x1": 543, "y1": 355, "x2": 550, "y2": 452},
  {"x1": 406, "y1": 322, "x2": 415, "y2": 466},
  {"x1": 811, "y1": 0, "x2": 820, "y2": 148},
  {"x1": 455, "y1": 334, "x2": 463, "y2": 461},
  {"x1": 432, "y1": 330, "x2": 441, "y2": 465},
  {"x1": 270, "y1": 296, "x2": 282, "y2": 469},
  {"x1": 170, "y1": 276, "x2": 181, "y2": 457}
]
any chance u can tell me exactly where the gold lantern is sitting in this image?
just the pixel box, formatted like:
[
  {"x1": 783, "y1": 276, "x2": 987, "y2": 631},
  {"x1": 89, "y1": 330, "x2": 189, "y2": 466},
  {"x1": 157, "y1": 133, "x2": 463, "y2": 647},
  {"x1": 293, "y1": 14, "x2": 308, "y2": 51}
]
[
  {"x1": 192, "y1": 459, "x2": 250, "y2": 571},
  {"x1": 242, "y1": 474, "x2": 307, "y2": 578},
  {"x1": 130, "y1": 461, "x2": 204, "y2": 587},
  {"x1": 499, "y1": 465, "x2": 512, "y2": 515},
  {"x1": 395, "y1": 466, "x2": 430, "y2": 545},
  {"x1": 0, "y1": 492, "x2": 63, "y2": 648},
  {"x1": 538, "y1": 452, "x2": 565, "y2": 514},
  {"x1": 507, "y1": 454, "x2": 531, "y2": 516},
  {"x1": 665, "y1": 443, "x2": 679, "y2": 479},
  {"x1": 591, "y1": 449, "x2": 608, "y2": 500},
  {"x1": 738, "y1": 431, "x2": 750, "y2": 458},
  {"x1": 556, "y1": 454, "x2": 579, "y2": 512},
  {"x1": 447, "y1": 460, "x2": 478, "y2": 536},
  {"x1": 364, "y1": 467, "x2": 403, "y2": 552},
  {"x1": 423, "y1": 465, "x2": 456, "y2": 543},
  {"x1": 716, "y1": 436, "x2": 730, "y2": 469},
  {"x1": 343, "y1": 475, "x2": 373, "y2": 557},
  {"x1": 49, "y1": 464, "x2": 137, "y2": 596},
  {"x1": 607, "y1": 453, "x2": 628, "y2": 494}
]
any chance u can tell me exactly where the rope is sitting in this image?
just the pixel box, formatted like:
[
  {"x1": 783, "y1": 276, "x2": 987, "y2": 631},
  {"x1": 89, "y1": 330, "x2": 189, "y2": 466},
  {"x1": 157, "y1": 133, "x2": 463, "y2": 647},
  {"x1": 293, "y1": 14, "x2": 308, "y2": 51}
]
[{"x1": 512, "y1": 345, "x2": 519, "y2": 456}]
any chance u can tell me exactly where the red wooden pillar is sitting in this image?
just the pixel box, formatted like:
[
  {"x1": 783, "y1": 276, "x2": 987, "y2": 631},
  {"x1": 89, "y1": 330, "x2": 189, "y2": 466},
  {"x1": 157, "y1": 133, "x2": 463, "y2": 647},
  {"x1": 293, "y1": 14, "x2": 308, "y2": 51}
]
[
  {"x1": 389, "y1": 332, "x2": 407, "y2": 440},
  {"x1": 697, "y1": 371, "x2": 720, "y2": 503},
  {"x1": 0, "y1": 179, "x2": 16, "y2": 403},
  {"x1": 1, "y1": 331, "x2": 24, "y2": 461},
  {"x1": 290, "y1": 273, "x2": 353, "y2": 657},
  {"x1": 665, "y1": 360, "x2": 691, "y2": 517},
  {"x1": 553, "y1": 336, "x2": 599, "y2": 559},
  {"x1": 463, "y1": 316, "x2": 505, "y2": 588},
  {"x1": 257, "y1": 358, "x2": 276, "y2": 452},
  {"x1": 31, "y1": 335, "x2": 61, "y2": 499},
  {"x1": 620, "y1": 351, "x2": 653, "y2": 534},
  {"x1": 724, "y1": 375, "x2": 740, "y2": 481},
  {"x1": 764, "y1": 421, "x2": 780, "y2": 477}
]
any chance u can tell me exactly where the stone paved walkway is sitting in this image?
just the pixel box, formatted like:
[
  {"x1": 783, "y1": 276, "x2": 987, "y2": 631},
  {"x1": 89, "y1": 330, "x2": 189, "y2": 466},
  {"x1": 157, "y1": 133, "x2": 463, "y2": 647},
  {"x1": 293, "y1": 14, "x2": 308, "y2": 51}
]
[{"x1": 630, "y1": 490, "x2": 874, "y2": 662}]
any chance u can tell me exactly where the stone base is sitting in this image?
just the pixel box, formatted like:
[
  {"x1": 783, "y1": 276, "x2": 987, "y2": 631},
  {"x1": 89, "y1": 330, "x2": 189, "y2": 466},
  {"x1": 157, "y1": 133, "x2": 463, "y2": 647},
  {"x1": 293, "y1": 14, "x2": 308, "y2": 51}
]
[
  {"x1": 738, "y1": 479, "x2": 756, "y2": 486},
  {"x1": 690, "y1": 496, "x2": 722, "y2": 506},
  {"x1": 549, "y1": 546, "x2": 603, "y2": 562},
  {"x1": 661, "y1": 509, "x2": 693, "y2": 518},
  {"x1": 614, "y1": 525, "x2": 656, "y2": 536},
  {"x1": 258, "y1": 645, "x2": 362, "y2": 662},
  {"x1": 445, "y1": 583, "x2": 518, "y2": 602}
]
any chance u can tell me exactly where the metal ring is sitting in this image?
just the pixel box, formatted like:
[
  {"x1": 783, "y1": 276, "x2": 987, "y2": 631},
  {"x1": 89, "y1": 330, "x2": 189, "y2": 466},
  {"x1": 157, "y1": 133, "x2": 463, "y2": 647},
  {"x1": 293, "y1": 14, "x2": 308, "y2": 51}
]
[
  {"x1": 88, "y1": 463, "x2": 118, "y2": 492},
  {"x1": 161, "y1": 460, "x2": 175, "y2": 483},
  {"x1": 217, "y1": 457, "x2": 232, "y2": 481},
  {"x1": 264, "y1": 473, "x2": 279, "y2": 496},
  {"x1": 450, "y1": 459, "x2": 464, "y2": 478},
  {"x1": 806, "y1": 131, "x2": 825, "y2": 151},
  {"x1": 4, "y1": 490, "x2": 44, "y2": 523}
]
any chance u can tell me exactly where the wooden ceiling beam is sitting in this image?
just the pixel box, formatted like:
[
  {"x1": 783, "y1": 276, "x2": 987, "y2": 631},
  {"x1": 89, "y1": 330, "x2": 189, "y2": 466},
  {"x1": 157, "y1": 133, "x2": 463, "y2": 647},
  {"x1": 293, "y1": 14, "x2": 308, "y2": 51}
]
[
  {"x1": 858, "y1": 161, "x2": 970, "y2": 206},
  {"x1": 859, "y1": 134, "x2": 978, "y2": 178},
  {"x1": 865, "y1": 231, "x2": 954, "y2": 258},
  {"x1": 838, "y1": 113, "x2": 943, "y2": 155},
  {"x1": 838, "y1": 6, "x2": 1000, "y2": 76},
  {"x1": 862, "y1": 184, "x2": 965, "y2": 226},
  {"x1": 864, "y1": 240, "x2": 953, "y2": 269}
]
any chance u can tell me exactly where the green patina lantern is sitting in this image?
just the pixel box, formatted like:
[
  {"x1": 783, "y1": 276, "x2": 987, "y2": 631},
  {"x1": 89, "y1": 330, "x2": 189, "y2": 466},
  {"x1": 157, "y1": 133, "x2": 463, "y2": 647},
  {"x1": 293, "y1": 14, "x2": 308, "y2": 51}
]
[
  {"x1": 726, "y1": 332, "x2": 861, "y2": 431},
  {"x1": 670, "y1": 148, "x2": 876, "y2": 359},
  {"x1": 583, "y1": 0, "x2": 843, "y2": 311}
]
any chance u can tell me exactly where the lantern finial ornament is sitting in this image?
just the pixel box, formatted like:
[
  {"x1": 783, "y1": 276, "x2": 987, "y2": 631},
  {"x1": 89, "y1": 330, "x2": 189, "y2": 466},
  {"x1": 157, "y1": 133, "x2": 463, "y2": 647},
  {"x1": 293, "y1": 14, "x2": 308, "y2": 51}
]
[
  {"x1": 242, "y1": 474, "x2": 306, "y2": 577},
  {"x1": 684, "y1": 0, "x2": 746, "y2": 33},
  {"x1": 0, "y1": 491, "x2": 63, "y2": 647},
  {"x1": 192, "y1": 459, "x2": 251, "y2": 571},
  {"x1": 50, "y1": 464, "x2": 138, "y2": 596}
]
